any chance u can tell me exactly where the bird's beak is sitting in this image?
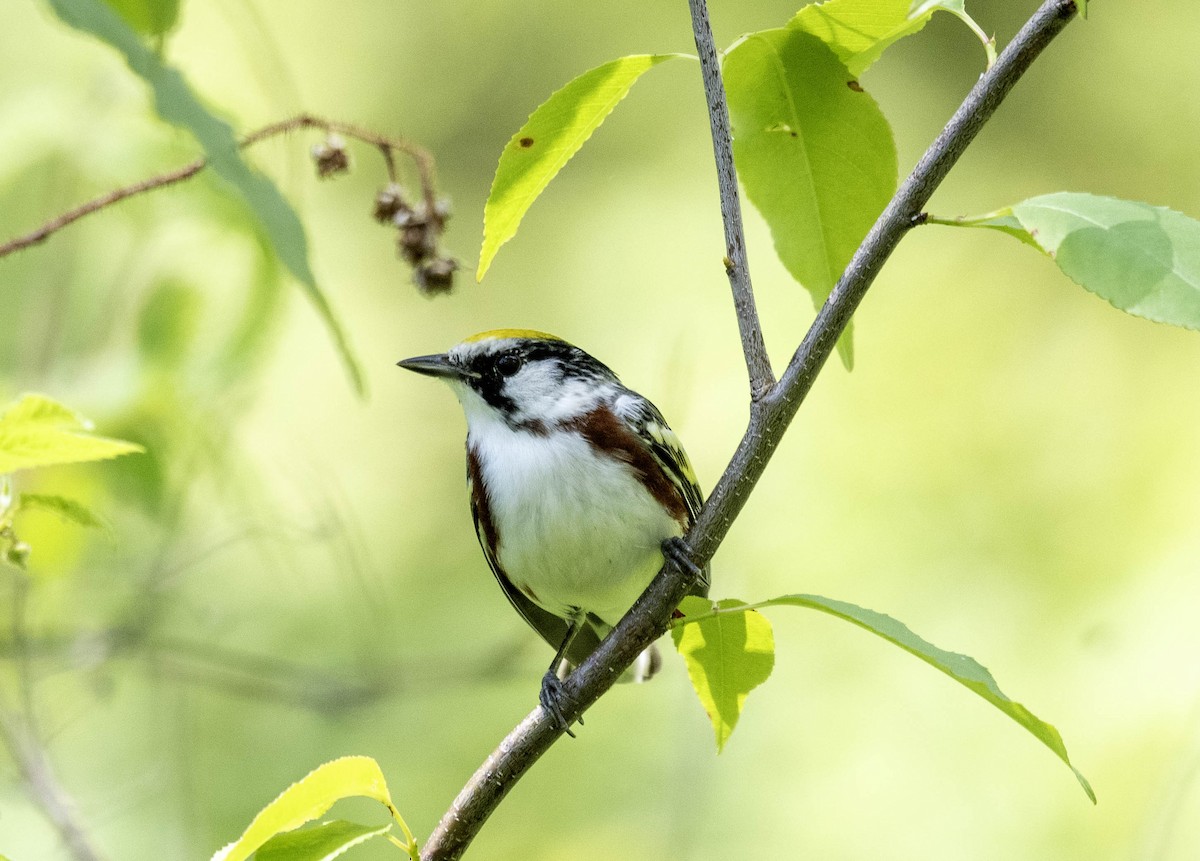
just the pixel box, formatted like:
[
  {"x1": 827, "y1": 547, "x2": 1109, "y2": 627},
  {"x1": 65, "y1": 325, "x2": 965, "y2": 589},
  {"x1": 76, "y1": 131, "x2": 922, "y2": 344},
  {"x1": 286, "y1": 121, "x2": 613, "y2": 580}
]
[{"x1": 396, "y1": 352, "x2": 463, "y2": 380}]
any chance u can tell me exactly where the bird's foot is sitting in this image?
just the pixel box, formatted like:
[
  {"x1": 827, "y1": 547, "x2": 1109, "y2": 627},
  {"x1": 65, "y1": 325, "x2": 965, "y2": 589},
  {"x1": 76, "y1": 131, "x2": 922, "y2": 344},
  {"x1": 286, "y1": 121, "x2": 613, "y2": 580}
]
[
  {"x1": 539, "y1": 670, "x2": 577, "y2": 738},
  {"x1": 662, "y1": 536, "x2": 704, "y2": 583}
]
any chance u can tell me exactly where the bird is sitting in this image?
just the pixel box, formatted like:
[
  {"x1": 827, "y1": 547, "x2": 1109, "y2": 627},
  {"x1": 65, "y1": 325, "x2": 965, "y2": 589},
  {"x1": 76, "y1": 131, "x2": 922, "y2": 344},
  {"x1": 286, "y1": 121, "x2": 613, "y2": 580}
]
[{"x1": 397, "y1": 329, "x2": 708, "y2": 733}]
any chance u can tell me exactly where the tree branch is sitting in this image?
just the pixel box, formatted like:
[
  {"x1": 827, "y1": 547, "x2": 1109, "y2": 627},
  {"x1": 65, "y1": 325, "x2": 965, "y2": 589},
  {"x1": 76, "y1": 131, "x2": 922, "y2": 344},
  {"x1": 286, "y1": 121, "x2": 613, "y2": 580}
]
[
  {"x1": 0, "y1": 113, "x2": 436, "y2": 260},
  {"x1": 692, "y1": 0, "x2": 1081, "y2": 561},
  {"x1": 422, "y1": 2, "x2": 1081, "y2": 857},
  {"x1": 0, "y1": 702, "x2": 105, "y2": 861},
  {"x1": 687, "y1": 0, "x2": 775, "y2": 399}
]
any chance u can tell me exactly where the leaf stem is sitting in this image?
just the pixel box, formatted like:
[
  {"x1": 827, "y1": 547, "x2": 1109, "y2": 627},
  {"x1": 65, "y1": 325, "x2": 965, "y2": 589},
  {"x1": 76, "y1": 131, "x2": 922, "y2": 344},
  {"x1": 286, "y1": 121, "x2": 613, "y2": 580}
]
[
  {"x1": 668, "y1": 599, "x2": 772, "y2": 628},
  {"x1": 420, "y1": 2, "x2": 1081, "y2": 858},
  {"x1": 948, "y1": 9, "x2": 999, "y2": 69}
]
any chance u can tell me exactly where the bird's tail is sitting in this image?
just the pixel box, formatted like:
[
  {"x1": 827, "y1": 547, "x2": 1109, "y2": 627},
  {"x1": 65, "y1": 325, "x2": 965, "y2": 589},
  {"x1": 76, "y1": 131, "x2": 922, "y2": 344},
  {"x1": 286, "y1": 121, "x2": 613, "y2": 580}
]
[{"x1": 627, "y1": 643, "x2": 662, "y2": 683}]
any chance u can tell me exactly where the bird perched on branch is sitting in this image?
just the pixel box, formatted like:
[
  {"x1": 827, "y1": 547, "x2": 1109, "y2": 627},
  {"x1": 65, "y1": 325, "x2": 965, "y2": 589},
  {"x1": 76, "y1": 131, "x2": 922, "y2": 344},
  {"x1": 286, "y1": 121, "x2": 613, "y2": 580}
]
[{"x1": 398, "y1": 330, "x2": 708, "y2": 733}]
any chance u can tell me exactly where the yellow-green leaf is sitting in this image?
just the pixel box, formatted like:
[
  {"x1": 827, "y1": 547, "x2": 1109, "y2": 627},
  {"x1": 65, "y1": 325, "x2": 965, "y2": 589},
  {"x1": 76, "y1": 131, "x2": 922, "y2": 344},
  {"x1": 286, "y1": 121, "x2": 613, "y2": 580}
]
[
  {"x1": 211, "y1": 756, "x2": 415, "y2": 861},
  {"x1": 791, "y1": 0, "x2": 994, "y2": 76},
  {"x1": 18, "y1": 493, "x2": 107, "y2": 530},
  {"x1": 725, "y1": 28, "x2": 898, "y2": 368},
  {"x1": 256, "y1": 820, "x2": 392, "y2": 861},
  {"x1": 671, "y1": 596, "x2": 775, "y2": 752},
  {"x1": 103, "y1": 0, "x2": 179, "y2": 37},
  {"x1": 0, "y1": 394, "x2": 143, "y2": 474},
  {"x1": 478, "y1": 54, "x2": 683, "y2": 281},
  {"x1": 755, "y1": 593, "x2": 1096, "y2": 802}
]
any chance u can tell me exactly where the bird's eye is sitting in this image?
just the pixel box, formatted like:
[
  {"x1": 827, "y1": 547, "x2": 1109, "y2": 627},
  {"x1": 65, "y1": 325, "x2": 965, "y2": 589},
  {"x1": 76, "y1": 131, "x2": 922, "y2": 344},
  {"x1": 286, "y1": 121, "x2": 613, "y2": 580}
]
[{"x1": 496, "y1": 354, "x2": 522, "y2": 377}]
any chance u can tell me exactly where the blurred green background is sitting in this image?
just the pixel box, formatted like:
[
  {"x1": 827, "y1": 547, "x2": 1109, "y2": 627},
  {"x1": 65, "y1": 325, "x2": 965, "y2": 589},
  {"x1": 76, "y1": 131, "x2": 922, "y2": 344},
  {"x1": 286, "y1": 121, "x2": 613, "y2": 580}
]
[{"x1": 2, "y1": 1, "x2": 1199, "y2": 858}]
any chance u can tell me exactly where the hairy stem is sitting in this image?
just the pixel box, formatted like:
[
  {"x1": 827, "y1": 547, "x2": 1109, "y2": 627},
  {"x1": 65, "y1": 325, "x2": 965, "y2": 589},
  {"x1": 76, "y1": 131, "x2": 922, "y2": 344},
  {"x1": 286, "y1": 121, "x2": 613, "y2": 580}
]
[
  {"x1": 421, "y1": 2, "x2": 1081, "y2": 859},
  {"x1": 0, "y1": 113, "x2": 435, "y2": 259}
]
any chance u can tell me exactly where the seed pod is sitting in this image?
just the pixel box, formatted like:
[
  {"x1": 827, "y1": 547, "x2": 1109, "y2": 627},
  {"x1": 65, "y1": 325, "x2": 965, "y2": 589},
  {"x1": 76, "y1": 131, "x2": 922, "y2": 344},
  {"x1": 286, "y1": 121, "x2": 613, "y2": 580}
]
[
  {"x1": 414, "y1": 257, "x2": 458, "y2": 296},
  {"x1": 374, "y1": 184, "x2": 410, "y2": 223},
  {"x1": 311, "y1": 135, "x2": 350, "y2": 178}
]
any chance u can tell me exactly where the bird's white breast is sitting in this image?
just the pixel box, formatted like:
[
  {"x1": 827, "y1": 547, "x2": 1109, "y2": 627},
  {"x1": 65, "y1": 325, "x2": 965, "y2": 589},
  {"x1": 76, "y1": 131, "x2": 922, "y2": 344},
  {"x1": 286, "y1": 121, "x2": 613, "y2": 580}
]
[{"x1": 470, "y1": 424, "x2": 680, "y2": 625}]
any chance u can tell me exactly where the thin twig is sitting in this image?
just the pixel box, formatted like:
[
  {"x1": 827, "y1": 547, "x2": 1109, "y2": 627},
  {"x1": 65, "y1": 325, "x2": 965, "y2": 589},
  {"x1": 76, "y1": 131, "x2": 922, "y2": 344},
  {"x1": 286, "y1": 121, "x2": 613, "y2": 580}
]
[
  {"x1": 0, "y1": 113, "x2": 437, "y2": 259},
  {"x1": 1, "y1": 571, "x2": 104, "y2": 861},
  {"x1": 420, "y1": 2, "x2": 1080, "y2": 858},
  {"x1": 0, "y1": 699, "x2": 105, "y2": 861},
  {"x1": 687, "y1": 0, "x2": 775, "y2": 399}
]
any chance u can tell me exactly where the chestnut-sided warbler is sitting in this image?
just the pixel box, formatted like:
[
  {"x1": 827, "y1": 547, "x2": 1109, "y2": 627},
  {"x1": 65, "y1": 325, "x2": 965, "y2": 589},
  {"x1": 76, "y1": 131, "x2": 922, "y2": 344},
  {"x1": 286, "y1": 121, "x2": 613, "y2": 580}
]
[{"x1": 398, "y1": 330, "x2": 709, "y2": 732}]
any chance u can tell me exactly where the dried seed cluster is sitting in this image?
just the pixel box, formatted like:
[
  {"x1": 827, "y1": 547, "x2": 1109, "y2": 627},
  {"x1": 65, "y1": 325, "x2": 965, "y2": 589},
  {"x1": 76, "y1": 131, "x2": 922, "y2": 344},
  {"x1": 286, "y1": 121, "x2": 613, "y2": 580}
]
[{"x1": 309, "y1": 135, "x2": 458, "y2": 295}]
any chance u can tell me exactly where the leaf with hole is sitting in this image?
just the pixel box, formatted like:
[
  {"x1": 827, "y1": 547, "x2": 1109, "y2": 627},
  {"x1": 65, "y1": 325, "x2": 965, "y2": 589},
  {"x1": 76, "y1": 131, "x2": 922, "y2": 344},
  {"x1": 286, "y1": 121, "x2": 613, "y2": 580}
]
[
  {"x1": 478, "y1": 54, "x2": 684, "y2": 281},
  {"x1": 671, "y1": 596, "x2": 775, "y2": 752},
  {"x1": 725, "y1": 28, "x2": 898, "y2": 367}
]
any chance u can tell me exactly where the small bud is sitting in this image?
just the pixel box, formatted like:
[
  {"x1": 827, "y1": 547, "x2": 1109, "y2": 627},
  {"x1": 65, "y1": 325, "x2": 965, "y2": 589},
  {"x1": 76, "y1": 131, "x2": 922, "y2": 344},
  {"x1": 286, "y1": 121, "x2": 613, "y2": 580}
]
[
  {"x1": 413, "y1": 257, "x2": 458, "y2": 296},
  {"x1": 398, "y1": 223, "x2": 437, "y2": 265},
  {"x1": 5, "y1": 540, "x2": 30, "y2": 570},
  {"x1": 432, "y1": 197, "x2": 453, "y2": 223},
  {"x1": 373, "y1": 184, "x2": 410, "y2": 224},
  {"x1": 311, "y1": 134, "x2": 350, "y2": 178}
]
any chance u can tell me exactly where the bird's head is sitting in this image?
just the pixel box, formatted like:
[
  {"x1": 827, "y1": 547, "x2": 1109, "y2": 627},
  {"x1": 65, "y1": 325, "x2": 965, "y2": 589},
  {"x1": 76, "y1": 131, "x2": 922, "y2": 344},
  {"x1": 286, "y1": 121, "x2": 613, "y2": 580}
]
[{"x1": 398, "y1": 330, "x2": 620, "y2": 431}]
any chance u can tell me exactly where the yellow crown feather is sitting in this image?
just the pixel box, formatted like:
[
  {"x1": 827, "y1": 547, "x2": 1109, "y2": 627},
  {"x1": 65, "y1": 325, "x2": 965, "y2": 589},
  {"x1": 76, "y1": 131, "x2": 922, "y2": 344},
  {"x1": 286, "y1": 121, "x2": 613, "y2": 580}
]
[{"x1": 462, "y1": 329, "x2": 565, "y2": 344}]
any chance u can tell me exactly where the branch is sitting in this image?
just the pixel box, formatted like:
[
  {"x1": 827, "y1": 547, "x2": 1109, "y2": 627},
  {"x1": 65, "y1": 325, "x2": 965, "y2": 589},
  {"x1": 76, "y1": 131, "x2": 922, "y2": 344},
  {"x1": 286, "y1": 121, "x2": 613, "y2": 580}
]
[
  {"x1": 693, "y1": 0, "x2": 1082, "y2": 561},
  {"x1": 687, "y1": 0, "x2": 775, "y2": 399},
  {"x1": 423, "y1": 2, "x2": 1081, "y2": 857},
  {"x1": 0, "y1": 703, "x2": 105, "y2": 861},
  {"x1": 2, "y1": 571, "x2": 104, "y2": 861},
  {"x1": 0, "y1": 113, "x2": 437, "y2": 260}
]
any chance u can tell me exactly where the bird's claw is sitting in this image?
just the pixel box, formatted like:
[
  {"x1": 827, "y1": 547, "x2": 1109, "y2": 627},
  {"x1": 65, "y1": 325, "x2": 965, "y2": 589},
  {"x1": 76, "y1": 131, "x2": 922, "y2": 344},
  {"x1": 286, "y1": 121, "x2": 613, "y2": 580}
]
[
  {"x1": 539, "y1": 670, "x2": 577, "y2": 738},
  {"x1": 662, "y1": 536, "x2": 704, "y2": 582}
]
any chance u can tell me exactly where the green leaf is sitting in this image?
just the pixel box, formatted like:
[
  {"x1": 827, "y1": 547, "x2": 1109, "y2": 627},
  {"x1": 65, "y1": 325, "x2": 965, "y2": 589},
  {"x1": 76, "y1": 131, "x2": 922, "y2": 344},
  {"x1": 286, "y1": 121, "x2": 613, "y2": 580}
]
[
  {"x1": 0, "y1": 394, "x2": 143, "y2": 474},
  {"x1": 790, "y1": 1, "x2": 994, "y2": 76},
  {"x1": 46, "y1": 0, "x2": 364, "y2": 395},
  {"x1": 749, "y1": 593, "x2": 1096, "y2": 802},
  {"x1": 103, "y1": 0, "x2": 179, "y2": 37},
  {"x1": 725, "y1": 28, "x2": 898, "y2": 367},
  {"x1": 211, "y1": 756, "x2": 415, "y2": 861},
  {"x1": 671, "y1": 596, "x2": 775, "y2": 752},
  {"x1": 478, "y1": 53, "x2": 683, "y2": 281},
  {"x1": 941, "y1": 193, "x2": 1200, "y2": 331},
  {"x1": 18, "y1": 493, "x2": 107, "y2": 530},
  {"x1": 792, "y1": 0, "x2": 935, "y2": 76},
  {"x1": 256, "y1": 820, "x2": 392, "y2": 861}
]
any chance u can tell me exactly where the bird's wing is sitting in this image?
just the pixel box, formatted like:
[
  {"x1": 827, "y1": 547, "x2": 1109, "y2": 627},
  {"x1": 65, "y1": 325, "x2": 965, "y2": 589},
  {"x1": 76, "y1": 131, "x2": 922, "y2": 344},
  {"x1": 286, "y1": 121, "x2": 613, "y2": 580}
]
[
  {"x1": 466, "y1": 447, "x2": 603, "y2": 666},
  {"x1": 613, "y1": 393, "x2": 710, "y2": 596}
]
